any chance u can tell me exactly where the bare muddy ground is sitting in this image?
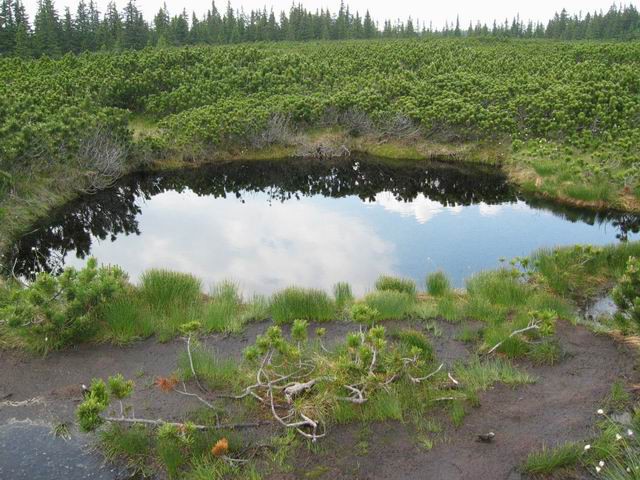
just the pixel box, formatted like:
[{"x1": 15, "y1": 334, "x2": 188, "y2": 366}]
[
  {"x1": 0, "y1": 320, "x2": 636, "y2": 479},
  {"x1": 287, "y1": 322, "x2": 638, "y2": 480}
]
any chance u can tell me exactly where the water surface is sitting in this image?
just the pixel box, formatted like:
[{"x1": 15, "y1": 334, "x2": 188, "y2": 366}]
[{"x1": 9, "y1": 157, "x2": 639, "y2": 295}]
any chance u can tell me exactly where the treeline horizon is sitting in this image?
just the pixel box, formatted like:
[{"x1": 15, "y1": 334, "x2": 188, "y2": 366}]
[{"x1": 1, "y1": 0, "x2": 639, "y2": 57}]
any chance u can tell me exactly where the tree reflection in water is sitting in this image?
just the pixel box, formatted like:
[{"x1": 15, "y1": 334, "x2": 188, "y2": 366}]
[{"x1": 5, "y1": 156, "x2": 639, "y2": 279}]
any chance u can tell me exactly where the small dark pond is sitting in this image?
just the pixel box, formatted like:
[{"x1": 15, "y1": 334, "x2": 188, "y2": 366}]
[{"x1": 8, "y1": 157, "x2": 639, "y2": 295}]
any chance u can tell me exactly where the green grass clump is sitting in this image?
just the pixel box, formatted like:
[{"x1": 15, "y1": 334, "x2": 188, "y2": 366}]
[
  {"x1": 361, "y1": 390, "x2": 404, "y2": 422},
  {"x1": 375, "y1": 275, "x2": 417, "y2": 297},
  {"x1": 481, "y1": 321, "x2": 531, "y2": 358},
  {"x1": 466, "y1": 269, "x2": 528, "y2": 309},
  {"x1": 139, "y1": 270, "x2": 204, "y2": 340},
  {"x1": 456, "y1": 325, "x2": 481, "y2": 343},
  {"x1": 239, "y1": 294, "x2": 270, "y2": 324},
  {"x1": 178, "y1": 346, "x2": 239, "y2": 390},
  {"x1": 435, "y1": 294, "x2": 466, "y2": 323},
  {"x1": 606, "y1": 380, "x2": 631, "y2": 411},
  {"x1": 463, "y1": 295, "x2": 504, "y2": 323},
  {"x1": 269, "y1": 287, "x2": 335, "y2": 324},
  {"x1": 411, "y1": 300, "x2": 438, "y2": 320},
  {"x1": 140, "y1": 269, "x2": 202, "y2": 310},
  {"x1": 101, "y1": 294, "x2": 154, "y2": 344},
  {"x1": 186, "y1": 457, "x2": 261, "y2": 480},
  {"x1": 99, "y1": 424, "x2": 153, "y2": 477},
  {"x1": 157, "y1": 437, "x2": 186, "y2": 478},
  {"x1": 530, "y1": 243, "x2": 640, "y2": 301},
  {"x1": 391, "y1": 328, "x2": 434, "y2": 361},
  {"x1": 455, "y1": 358, "x2": 535, "y2": 391},
  {"x1": 426, "y1": 271, "x2": 451, "y2": 297},
  {"x1": 521, "y1": 442, "x2": 582, "y2": 475},
  {"x1": 362, "y1": 290, "x2": 415, "y2": 321},
  {"x1": 333, "y1": 282, "x2": 354, "y2": 311},
  {"x1": 528, "y1": 339, "x2": 563, "y2": 365},
  {"x1": 564, "y1": 182, "x2": 613, "y2": 203},
  {"x1": 201, "y1": 281, "x2": 243, "y2": 333},
  {"x1": 450, "y1": 401, "x2": 466, "y2": 427}
]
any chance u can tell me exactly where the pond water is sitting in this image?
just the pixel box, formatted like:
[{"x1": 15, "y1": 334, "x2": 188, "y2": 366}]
[{"x1": 8, "y1": 157, "x2": 639, "y2": 295}]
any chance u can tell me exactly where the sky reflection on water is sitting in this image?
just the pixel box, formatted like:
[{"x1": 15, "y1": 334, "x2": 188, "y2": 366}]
[{"x1": 10, "y1": 158, "x2": 638, "y2": 295}]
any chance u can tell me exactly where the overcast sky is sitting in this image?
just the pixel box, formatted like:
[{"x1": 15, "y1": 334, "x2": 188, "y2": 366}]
[{"x1": 22, "y1": 0, "x2": 635, "y2": 29}]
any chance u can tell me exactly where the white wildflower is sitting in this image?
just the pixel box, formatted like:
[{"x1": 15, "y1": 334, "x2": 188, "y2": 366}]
[
  {"x1": 599, "y1": 460, "x2": 605, "y2": 467},
  {"x1": 628, "y1": 429, "x2": 634, "y2": 436},
  {"x1": 597, "y1": 409, "x2": 605, "y2": 415},
  {"x1": 584, "y1": 444, "x2": 591, "y2": 451},
  {"x1": 596, "y1": 466, "x2": 601, "y2": 473},
  {"x1": 616, "y1": 433, "x2": 623, "y2": 441}
]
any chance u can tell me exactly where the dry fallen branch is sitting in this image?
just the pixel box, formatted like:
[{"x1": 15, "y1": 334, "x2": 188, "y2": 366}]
[
  {"x1": 283, "y1": 379, "x2": 317, "y2": 403},
  {"x1": 485, "y1": 321, "x2": 540, "y2": 355},
  {"x1": 102, "y1": 415, "x2": 266, "y2": 430},
  {"x1": 409, "y1": 363, "x2": 444, "y2": 384},
  {"x1": 337, "y1": 384, "x2": 367, "y2": 404}
]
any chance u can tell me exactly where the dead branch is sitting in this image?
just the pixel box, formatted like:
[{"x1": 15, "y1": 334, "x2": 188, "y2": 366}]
[
  {"x1": 409, "y1": 363, "x2": 444, "y2": 384},
  {"x1": 283, "y1": 379, "x2": 317, "y2": 403},
  {"x1": 174, "y1": 382, "x2": 216, "y2": 410},
  {"x1": 485, "y1": 321, "x2": 540, "y2": 355},
  {"x1": 102, "y1": 416, "x2": 266, "y2": 430},
  {"x1": 337, "y1": 385, "x2": 367, "y2": 404},
  {"x1": 185, "y1": 334, "x2": 207, "y2": 394}
]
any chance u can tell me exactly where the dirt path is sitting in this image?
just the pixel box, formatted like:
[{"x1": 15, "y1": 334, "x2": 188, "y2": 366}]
[{"x1": 0, "y1": 320, "x2": 635, "y2": 479}]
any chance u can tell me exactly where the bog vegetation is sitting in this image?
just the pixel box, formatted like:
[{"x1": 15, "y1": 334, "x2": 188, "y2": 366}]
[{"x1": 1, "y1": 38, "x2": 639, "y2": 253}]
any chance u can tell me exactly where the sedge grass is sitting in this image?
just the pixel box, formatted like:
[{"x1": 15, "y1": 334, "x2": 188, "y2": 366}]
[
  {"x1": 465, "y1": 269, "x2": 528, "y2": 308},
  {"x1": 178, "y1": 346, "x2": 239, "y2": 390},
  {"x1": 270, "y1": 287, "x2": 335, "y2": 324},
  {"x1": 100, "y1": 292, "x2": 155, "y2": 344},
  {"x1": 426, "y1": 271, "x2": 451, "y2": 297},
  {"x1": 362, "y1": 290, "x2": 415, "y2": 321},
  {"x1": 522, "y1": 442, "x2": 582, "y2": 475},
  {"x1": 454, "y1": 357, "x2": 535, "y2": 392},
  {"x1": 201, "y1": 281, "x2": 243, "y2": 333},
  {"x1": 139, "y1": 269, "x2": 202, "y2": 311},
  {"x1": 375, "y1": 275, "x2": 417, "y2": 297},
  {"x1": 99, "y1": 424, "x2": 154, "y2": 477},
  {"x1": 333, "y1": 282, "x2": 354, "y2": 311}
]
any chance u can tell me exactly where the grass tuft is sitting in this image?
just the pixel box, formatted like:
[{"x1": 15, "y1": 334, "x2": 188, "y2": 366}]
[
  {"x1": 391, "y1": 328, "x2": 434, "y2": 361},
  {"x1": 528, "y1": 339, "x2": 563, "y2": 365},
  {"x1": 101, "y1": 293, "x2": 154, "y2": 344},
  {"x1": 201, "y1": 281, "x2": 243, "y2": 333},
  {"x1": 99, "y1": 424, "x2": 153, "y2": 477},
  {"x1": 375, "y1": 275, "x2": 417, "y2": 297},
  {"x1": 270, "y1": 287, "x2": 335, "y2": 324},
  {"x1": 140, "y1": 269, "x2": 202, "y2": 310},
  {"x1": 362, "y1": 290, "x2": 415, "y2": 321},
  {"x1": 139, "y1": 269, "x2": 204, "y2": 340},
  {"x1": 178, "y1": 346, "x2": 239, "y2": 390},
  {"x1": 239, "y1": 295, "x2": 270, "y2": 324},
  {"x1": 426, "y1": 271, "x2": 451, "y2": 297},
  {"x1": 333, "y1": 282, "x2": 354, "y2": 311},
  {"x1": 455, "y1": 357, "x2": 535, "y2": 391},
  {"x1": 521, "y1": 442, "x2": 582, "y2": 475},
  {"x1": 466, "y1": 269, "x2": 528, "y2": 308}
]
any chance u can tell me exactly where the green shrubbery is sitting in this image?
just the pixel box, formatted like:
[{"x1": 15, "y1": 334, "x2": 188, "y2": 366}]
[
  {"x1": 2, "y1": 40, "x2": 640, "y2": 202},
  {"x1": 1, "y1": 258, "x2": 127, "y2": 353}
]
